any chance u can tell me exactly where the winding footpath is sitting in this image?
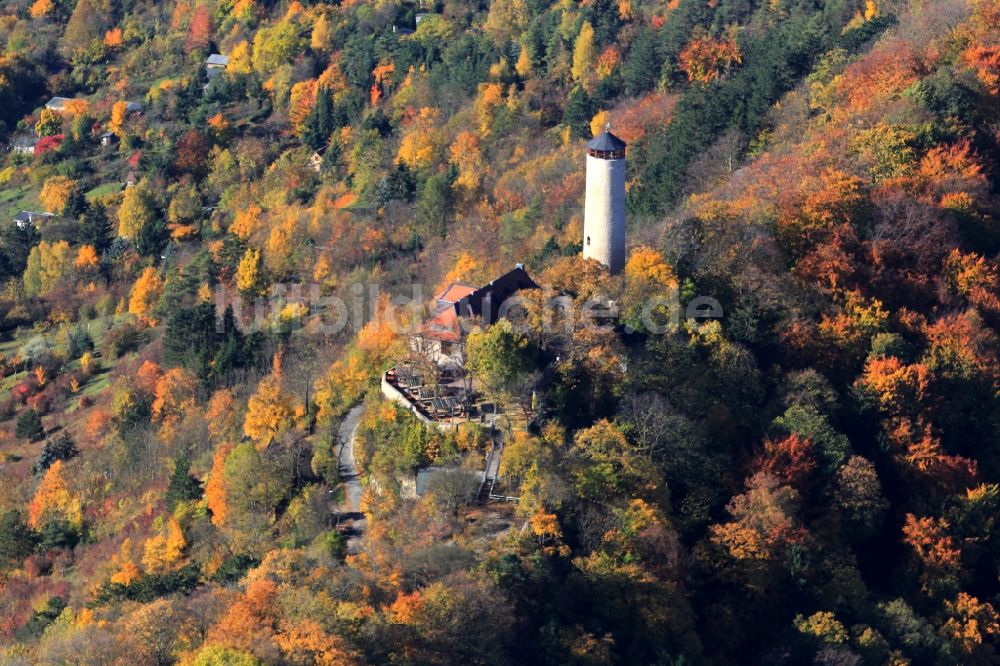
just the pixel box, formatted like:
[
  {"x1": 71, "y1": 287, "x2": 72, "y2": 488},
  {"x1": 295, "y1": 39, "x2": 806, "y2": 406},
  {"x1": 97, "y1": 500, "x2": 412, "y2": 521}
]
[{"x1": 337, "y1": 404, "x2": 366, "y2": 552}]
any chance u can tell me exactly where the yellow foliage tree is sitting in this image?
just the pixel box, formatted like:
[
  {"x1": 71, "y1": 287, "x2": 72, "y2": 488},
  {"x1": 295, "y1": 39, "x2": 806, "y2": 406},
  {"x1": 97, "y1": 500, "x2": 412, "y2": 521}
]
[
  {"x1": 227, "y1": 40, "x2": 253, "y2": 75},
  {"x1": 236, "y1": 247, "x2": 265, "y2": 297},
  {"x1": 515, "y1": 44, "x2": 533, "y2": 77},
  {"x1": 141, "y1": 517, "x2": 187, "y2": 574},
  {"x1": 590, "y1": 110, "x2": 611, "y2": 139},
  {"x1": 442, "y1": 251, "x2": 484, "y2": 286},
  {"x1": 129, "y1": 266, "x2": 164, "y2": 324},
  {"x1": 264, "y1": 213, "x2": 306, "y2": 277},
  {"x1": 27, "y1": 460, "x2": 83, "y2": 530},
  {"x1": 314, "y1": 296, "x2": 405, "y2": 421},
  {"x1": 39, "y1": 176, "x2": 78, "y2": 215},
  {"x1": 230, "y1": 204, "x2": 262, "y2": 239},
  {"x1": 483, "y1": 0, "x2": 528, "y2": 45},
  {"x1": 108, "y1": 100, "x2": 129, "y2": 137},
  {"x1": 274, "y1": 618, "x2": 363, "y2": 665},
  {"x1": 625, "y1": 246, "x2": 678, "y2": 288},
  {"x1": 243, "y1": 372, "x2": 294, "y2": 449},
  {"x1": 23, "y1": 240, "x2": 73, "y2": 296},
  {"x1": 571, "y1": 22, "x2": 596, "y2": 86},
  {"x1": 449, "y1": 131, "x2": 486, "y2": 192},
  {"x1": 794, "y1": 612, "x2": 848, "y2": 644},
  {"x1": 310, "y1": 12, "x2": 332, "y2": 52},
  {"x1": 63, "y1": 99, "x2": 89, "y2": 116},
  {"x1": 396, "y1": 107, "x2": 441, "y2": 169},
  {"x1": 118, "y1": 181, "x2": 157, "y2": 239},
  {"x1": 475, "y1": 83, "x2": 504, "y2": 136},
  {"x1": 35, "y1": 108, "x2": 62, "y2": 137},
  {"x1": 80, "y1": 351, "x2": 95, "y2": 376},
  {"x1": 530, "y1": 507, "x2": 570, "y2": 557},
  {"x1": 943, "y1": 592, "x2": 999, "y2": 654}
]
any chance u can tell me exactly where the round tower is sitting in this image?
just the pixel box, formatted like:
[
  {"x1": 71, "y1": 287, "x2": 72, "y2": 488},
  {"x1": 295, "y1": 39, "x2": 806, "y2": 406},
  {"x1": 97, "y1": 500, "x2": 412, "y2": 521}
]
[{"x1": 583, "y1": 126, "x2": 627, "y2": 274}]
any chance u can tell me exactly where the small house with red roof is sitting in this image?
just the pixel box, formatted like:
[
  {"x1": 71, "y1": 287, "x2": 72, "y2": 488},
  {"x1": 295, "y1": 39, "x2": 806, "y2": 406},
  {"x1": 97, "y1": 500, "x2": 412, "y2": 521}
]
[{"x1": 412, "y1": 266, "x2": 537, "y2": 367}]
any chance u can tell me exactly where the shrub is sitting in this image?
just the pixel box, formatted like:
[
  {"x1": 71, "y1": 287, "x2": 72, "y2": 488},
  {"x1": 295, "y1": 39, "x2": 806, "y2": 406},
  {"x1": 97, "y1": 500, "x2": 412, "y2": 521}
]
[
  {"x1": 93, "y1": 562, "x2": 201, "y2": 603},
  {"x1": 0, "y1": 509, "x2": 37, "y2": 569},
  {"x1": 16, "y1": 596, "x2": 65, "y2": 640},
  {"x1": 321, "y1": 530, "x2": 347, "y2": 562},
  {"x1": 16, "y1": 409, "x2": 44, "y2": 441},
  {"x1": 37, "y1": 432, "x2": 79, "y2": 471},
  {"x1": 210, "y1": 553, "x2": 259, "y2": 585},
  {"x1": 66, "y1": 326, "x2": 94, "y2": 359},
  {"x1": 37, "y1": 517, "x2": 80, "y2": 551},
  {"x1": 104, "y1": 321, "x2": 148, "y2": 358}
]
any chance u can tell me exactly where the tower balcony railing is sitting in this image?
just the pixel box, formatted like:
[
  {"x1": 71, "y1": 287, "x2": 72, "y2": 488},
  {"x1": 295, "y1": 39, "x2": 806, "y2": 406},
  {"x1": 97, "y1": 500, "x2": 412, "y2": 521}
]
[{"x1": 587, "y1": 148, "x2": 626, "y2": 159}]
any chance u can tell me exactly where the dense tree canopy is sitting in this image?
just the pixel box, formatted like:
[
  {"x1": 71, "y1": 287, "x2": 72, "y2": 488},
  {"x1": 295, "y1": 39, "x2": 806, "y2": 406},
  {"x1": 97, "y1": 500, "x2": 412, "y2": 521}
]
[{"x1": 1, "y1": 0, "x2": 1000, "y2": 662}]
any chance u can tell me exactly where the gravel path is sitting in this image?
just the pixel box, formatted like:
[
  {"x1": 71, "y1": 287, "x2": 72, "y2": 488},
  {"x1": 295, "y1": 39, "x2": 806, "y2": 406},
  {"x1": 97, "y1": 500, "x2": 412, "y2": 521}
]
[{"x1": 337, "y1": 404, "x2": 366, "y2": 552}]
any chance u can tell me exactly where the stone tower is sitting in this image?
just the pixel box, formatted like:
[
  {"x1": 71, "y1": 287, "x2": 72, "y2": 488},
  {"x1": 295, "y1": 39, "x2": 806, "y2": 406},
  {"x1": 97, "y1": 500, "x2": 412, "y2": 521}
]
[{"x1": 583, "y1": 126, "x2": 627, "y2": 274}]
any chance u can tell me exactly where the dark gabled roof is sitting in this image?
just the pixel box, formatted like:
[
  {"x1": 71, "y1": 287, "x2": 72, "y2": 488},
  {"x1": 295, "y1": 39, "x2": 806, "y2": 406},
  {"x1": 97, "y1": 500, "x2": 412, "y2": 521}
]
[
  {"x1": 456, "y1": 265, "x2": 538, "y2": 324},
  {"x1": 13, "y1": 211, "x2": 53, "y2": 223},
  {"x1": 586, "y1": 129, "x2": 626, "y2": 151}
]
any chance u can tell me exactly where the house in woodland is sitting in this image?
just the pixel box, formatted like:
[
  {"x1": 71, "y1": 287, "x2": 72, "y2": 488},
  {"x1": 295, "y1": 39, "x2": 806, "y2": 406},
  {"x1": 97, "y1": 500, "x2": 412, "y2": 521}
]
[
  {"x1": 205, "y1": 53, "x2": 229, "y2": 78},
  {"x1": 412, "y1": 265, "x2": 537, "y2": 368}
]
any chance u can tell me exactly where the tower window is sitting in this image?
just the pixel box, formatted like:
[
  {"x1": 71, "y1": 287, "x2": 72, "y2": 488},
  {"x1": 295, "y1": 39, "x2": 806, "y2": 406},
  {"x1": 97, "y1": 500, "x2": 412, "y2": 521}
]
[{"x1": 586, "y1": 236, "x2": 591, "y2": 246}]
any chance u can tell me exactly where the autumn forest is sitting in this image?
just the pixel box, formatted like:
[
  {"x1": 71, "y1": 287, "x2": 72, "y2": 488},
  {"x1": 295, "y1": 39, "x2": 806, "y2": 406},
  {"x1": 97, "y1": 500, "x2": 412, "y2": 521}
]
[{"x1": 1, "y1": 0, "x2": 1000, "y2": 663}]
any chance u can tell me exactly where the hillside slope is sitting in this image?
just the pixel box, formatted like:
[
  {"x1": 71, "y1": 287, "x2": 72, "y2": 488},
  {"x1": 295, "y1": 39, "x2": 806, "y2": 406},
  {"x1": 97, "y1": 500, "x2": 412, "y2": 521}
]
[{"x1": 1, "y1": 0, "x2": 1000, "y2": 663}]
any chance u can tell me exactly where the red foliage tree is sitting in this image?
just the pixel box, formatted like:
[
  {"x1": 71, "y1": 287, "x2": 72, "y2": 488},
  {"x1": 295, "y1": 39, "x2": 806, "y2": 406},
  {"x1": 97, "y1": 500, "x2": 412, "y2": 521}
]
[
  {"x1": 174, "y1": 130, "x2": 210, "y2": 177},
  {"x1": 754, "y1": 434, "x2": 817, "y2": 489},
  {"x1": 34, "y1": 134, "x2": 64, "y2": 155},
  {"x1": 185, "y1": 4, "x2": 213, "y2": 52}
]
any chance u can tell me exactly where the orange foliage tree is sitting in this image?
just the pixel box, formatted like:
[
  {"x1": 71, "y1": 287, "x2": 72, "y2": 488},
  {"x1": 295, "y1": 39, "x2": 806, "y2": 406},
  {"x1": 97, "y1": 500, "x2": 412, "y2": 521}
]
[
  {"x1": 206, "y1": 389, "x2": 240, "y2": 442},
  {"x1": 103, "y1": 26, "x2": 123, "y2": 48},
  {"x1": 902, "y1": 513, "x2": 963, "y2": 593},
  {"x1": 678, "y1": 29, "x2": 742, "y2": 83},
  {"x1": 129, "y1": 266, "x2": 164, "y2": 325},
  {"x1": 205, "y1": 442, "x2": 236, "y2": 526},
  {"x1": 28, "y1": 460, "x2": 83, "y2": 530},
  {"x1": 709, "y1": 472, "x2": 804, "y2": 562},
  {"x1": 39, "y1": 176, "x2": 77, "y2": 215},
  {"x1": 152, "y1": 368, "x2": 199, "y2": 436}
]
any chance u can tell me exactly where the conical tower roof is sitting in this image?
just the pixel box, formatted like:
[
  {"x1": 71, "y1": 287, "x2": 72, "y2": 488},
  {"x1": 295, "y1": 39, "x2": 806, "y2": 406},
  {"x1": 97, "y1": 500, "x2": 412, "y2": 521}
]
[{"x1": 586, "y1": 128, "x2": 627, "y2": 152}]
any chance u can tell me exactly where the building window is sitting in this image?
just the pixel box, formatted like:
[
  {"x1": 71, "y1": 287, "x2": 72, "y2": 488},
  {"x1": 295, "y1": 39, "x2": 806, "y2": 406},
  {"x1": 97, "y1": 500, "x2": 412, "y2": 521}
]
[{"x1": 586, "y1": 236, "x2": 591, "y2": 246}]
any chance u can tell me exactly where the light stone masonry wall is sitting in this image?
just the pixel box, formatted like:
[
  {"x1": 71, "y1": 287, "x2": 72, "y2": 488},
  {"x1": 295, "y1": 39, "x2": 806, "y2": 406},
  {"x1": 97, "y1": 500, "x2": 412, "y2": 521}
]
[{"x1": 582, "y1": 153, "x2": 626, "y2": 274}]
